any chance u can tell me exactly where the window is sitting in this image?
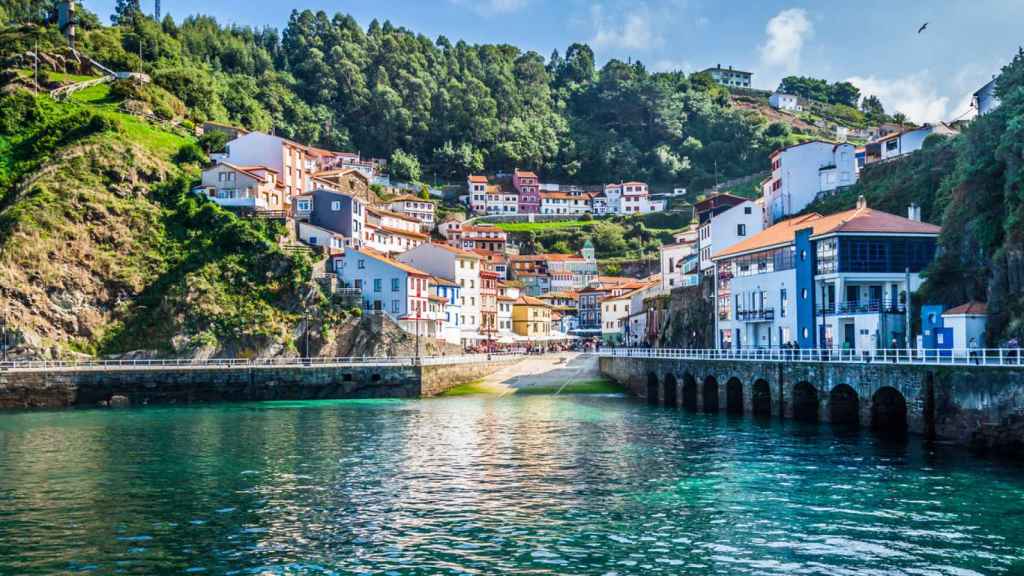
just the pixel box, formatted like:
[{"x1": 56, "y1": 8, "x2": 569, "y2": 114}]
[
  {"x1": 801, "y1": 288, "x2": 808, "y2": 300},
  {"x1": 373, "y1": 279, "x2": 382, "y2": 292},
  {"x1": 737, "y1": 224, "x2": 747, "y2": 236},
  {"x1": 354, "y1": 279, "x2": 362, "y2": 289},
  {"x1": 780, "y1": 288, "x2": 788, "y2": 318},
  {"x1": 886, "y1": 139, "x2": 899, "y2": 152},
  {"x1": 308, "y1": 236, "x2": 318, "y2": 245},
  {"x1": 391, "y1": 278, "x2": 400, "y2": 292},
  {"x1": 744, "y1": 206, "x2": 752, "y2": 214},
  {"x1": 391, "y1": 300, "x2": 399, "y2": 313},
  {"x1": 297, "y1": 199, "x2": 311, "y2": 212},
  {"x1": 358, "y1": 259, "x2": 365, "y2": 269},
  {"x1": 331, "y1": 201, "x2": 341, "y2": 211}
]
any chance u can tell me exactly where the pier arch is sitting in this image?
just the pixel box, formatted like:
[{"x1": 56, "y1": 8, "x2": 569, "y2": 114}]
[
  {"x1": 793, "y1": 381, "x2": 819, "y2": 422},
  {"x1": 682, "y1": 373, "x2": 698, "y2": 411},
  {"x1": 703, "y1": 376, "x2": 720, "y2": 413},
  {"x1": 726, "y1": 377, "x2": 744, "y2": 414},
  {"x1": 663, "y1": 374, "x2": 679, "y2": 408},
  {"x1": 646, "y1": 373, "x2": 659, "y2": 405},
  {"x1": 871, "y1": 386, "x2": 908, "y2": 433},
  {"x1": 829, "y1": 384, "x2": 860, "y2": 426},
  {"x1": 752, "y1": 379, "x2": 772, "y2": 416}
]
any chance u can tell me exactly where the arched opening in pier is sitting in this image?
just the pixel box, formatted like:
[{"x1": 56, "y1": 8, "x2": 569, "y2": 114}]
[
  {"x1": 682, "y1": 373, "x2": 698, "y2": 411},
  {"x1": 663, "y1": 374, "x2": 678, "y2": 408},
  {"x1": 828, "y1": 384, "x2": 860, "y2": 426},
  {"x1": 752, "y1": 379, "x2": 772, "y2": 417},
  {"x1": 871, "y1": 386, "x2": 908, "y2": 434},
  {"x1": 703, "y1": 376, "x2": 719, "y2": 413},
  {"x1": 726, "y1": 377, "x2": 744, "y2": 415},
  {"x1": 646, "y1": 373, "x2": 659, "y2": 405},
  {"x1": 792, "y1": 381, "x2": 819, "y2": 422}
]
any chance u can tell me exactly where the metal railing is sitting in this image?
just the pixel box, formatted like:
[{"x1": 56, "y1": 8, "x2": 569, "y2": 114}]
[
  {"x1": 817, "y1": 298, "x2": 906, "y2": 315},
  {"x1": 736, "y1": 308, "x2": 775, "y2": 322},
  {"x1": 596, "y1": 347, "x2": 1024, "y2": 367},
  {"x1": 0, "y1": 351, "x2": 527, "y2": 373}
]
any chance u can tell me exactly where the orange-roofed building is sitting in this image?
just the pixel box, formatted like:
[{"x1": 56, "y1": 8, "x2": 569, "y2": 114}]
[{"x1": 711, "y1": 196, "x2": 940, "y2": 353}]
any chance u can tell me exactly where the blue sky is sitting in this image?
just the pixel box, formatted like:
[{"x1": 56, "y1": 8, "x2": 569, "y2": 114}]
[{"x1": 85, "y1": 0, "x2": 1022, "y2": 123}]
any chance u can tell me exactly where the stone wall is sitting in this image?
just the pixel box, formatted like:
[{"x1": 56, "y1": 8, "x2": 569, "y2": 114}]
[
  {"x1": 601, "y1": 355, "x2": 1024, "y2": 456},
  {"x1": 0, "y1": 358, "x2": 522, "y2": 409}
]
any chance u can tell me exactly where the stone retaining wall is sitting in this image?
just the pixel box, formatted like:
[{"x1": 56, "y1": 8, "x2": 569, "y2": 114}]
[{"x1": 0, "y1": 359, "x2": 522, "y2": 409}]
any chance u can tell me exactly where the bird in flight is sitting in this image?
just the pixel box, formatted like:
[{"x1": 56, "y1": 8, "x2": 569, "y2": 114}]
[{"x1": 918, "y1": 22, "x2": 928, "y2": 34}]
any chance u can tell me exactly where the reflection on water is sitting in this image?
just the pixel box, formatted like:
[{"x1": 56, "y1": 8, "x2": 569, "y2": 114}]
[{"x1": 1, "y1": 394, "x2": 1023, "y2": 574}]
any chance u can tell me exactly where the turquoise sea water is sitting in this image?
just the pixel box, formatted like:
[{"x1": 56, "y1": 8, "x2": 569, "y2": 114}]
[{"x1": 1, "y1": 394, "x2": 1023, "y2": 575}]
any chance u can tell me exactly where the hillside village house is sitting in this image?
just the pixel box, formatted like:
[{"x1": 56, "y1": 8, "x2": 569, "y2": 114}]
[
  {"x1": 576, "y1": 276, "x2": 642, "y2": 336},
  {"x1": 509, "y1": 240, "x2": 597, "y2": 295},
  {"x1": 311, "y1": 169, "x2": 373, "y2": 202},
  {"x1": 467, "y1": 175, "x2": 519, "y2": 214},
  {"x1": 397, "y1": 243, "x2": 484, "y2": 345},
  {"x1": 512, "y1": 169, "x2": 541, "y2": 213},
  {"x1": 596, "y1": 182, "x2": 661, "y2": 215},
  {"x1": 973, "y1": 76, "x2": 1001, "y2": 116},
  {"x1": 696, "y1": 193, "x2": 764, "y2": 276},
  {"x1": 712, "y1": 198, "x2": 940, "y2": 352},
  {"x1": 443, "y1": 223, "x2": 508, "y2": 254},
  {"x1": 512, "y1": 295, "x2": 552, "y2": 338},
  {"x1": 762, "y1": 141, "x2": 858, "y2": 226},
  {"x1": 293, "y1": 189, "x2": 366, "y2": 253},
  {"x1": 624, "y1": 278, "x2": 664, "y2": 346},
  {"x1": 540, "y1": 191, "x2": 594, "y2": 215},
  {"x1": 769, "y1": 92, "x2": 801, "y2": 112},
  {"x1": 701, "y1": 64, "x2": 752, "y2": 88},
  {"x1": 431, "y1": 276, "x2": 463, "y2": 344},
  {"x1": 363, "y1": 206, "x2": 429, "y2": 254},
  {"x1": 480, "y1": 269, "x2": 500, "y2": 341},
  {"x1": 864, "y1": 123, "x2": 959, "y2": 164},
  {"x1": 538, "y1": 290, "x2": 579, "y2": 333},
  {"x1": 660, "y1": 224, "x2": 700, "y2": 290},
  {"x1": 497, "y1": 282, "x2": 522, "y2": 341},
  {"x1": 333, "y1": 247, "x2": 440, "y2": 337},
  {"x1": 386, "y1": 195, "x2": 436, "y2": 230},
  {"x1": 194, "y1": 161, "x2": 285, "y2": 211},
  {"x1": 600, "y1": 292, "x2": 632, "y2": 345},
  {"x1": 213, "y1": 132, "x2": 318, "y2": 203}
]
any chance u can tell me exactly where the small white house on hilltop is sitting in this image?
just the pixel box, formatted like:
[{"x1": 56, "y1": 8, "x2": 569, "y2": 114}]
[{"x1": 769, "y1": 92, "x2": 802, "y2": 112}]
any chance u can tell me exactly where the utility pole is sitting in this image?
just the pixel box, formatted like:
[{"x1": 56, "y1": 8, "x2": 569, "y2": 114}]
[
  {"x1": 2, "y1": 307, "x2": 8, "y2": 363},
  {"x1": 905, "y1": 267, "x2": 912, "y2": 357}
]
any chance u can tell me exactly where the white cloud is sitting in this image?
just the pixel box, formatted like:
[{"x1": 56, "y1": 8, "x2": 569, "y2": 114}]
[
  {"x1": 449, "y1": 0, "x2": 528, "y2": 16},
  {"x1": 847, "y1": 72, "x2": 951, "y2": 123},
  {"x1": 590, "y1": 4, "x2": 658, "y2": 51},
  {"x1": 759, "y1": 8, "x2": 812, "y2": 71}
]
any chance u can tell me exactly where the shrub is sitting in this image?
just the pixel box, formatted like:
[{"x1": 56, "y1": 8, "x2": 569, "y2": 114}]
[{"x1": 174, "y1": 142, "x2": 206, "y2": 164}]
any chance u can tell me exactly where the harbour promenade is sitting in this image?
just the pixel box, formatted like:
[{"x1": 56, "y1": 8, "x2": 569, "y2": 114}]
[
  {"x1": 0, "y1": 352, "x2": 527, "y2": 409},
  {"x1": 597, "y1": 347, "x2": 1024, "y2": 455}
]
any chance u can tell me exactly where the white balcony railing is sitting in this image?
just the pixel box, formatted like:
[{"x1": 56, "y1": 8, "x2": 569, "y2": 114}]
[{"x1": 595, "y1": 347, "x2": 1024, "y2": 368}]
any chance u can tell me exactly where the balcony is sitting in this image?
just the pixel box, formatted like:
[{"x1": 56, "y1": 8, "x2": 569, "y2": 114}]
[
  {"x1": 736, "y1": 308, "x2": 775, "y2": 322},
  {"x1": 817, "y1": 299, "x2": 906, "y2": 315}
]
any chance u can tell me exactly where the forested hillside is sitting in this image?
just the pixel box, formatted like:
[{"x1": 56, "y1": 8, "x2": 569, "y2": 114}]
[
  {"x1": 805, "y1": 49, "x2": 1024, "y2": 343},
  {"x1": 1, "y1": 1, "x2": 796, "y2": 189}
]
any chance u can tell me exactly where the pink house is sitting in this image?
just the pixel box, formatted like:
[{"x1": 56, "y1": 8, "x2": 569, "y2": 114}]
[{"x1": 513, "y1": 169, "x2": 540, "y2": 214}]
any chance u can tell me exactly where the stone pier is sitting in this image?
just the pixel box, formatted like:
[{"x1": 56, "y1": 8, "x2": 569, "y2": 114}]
[{"x1": 601, "y1": 355, "x2": 1024, "y2": 456}]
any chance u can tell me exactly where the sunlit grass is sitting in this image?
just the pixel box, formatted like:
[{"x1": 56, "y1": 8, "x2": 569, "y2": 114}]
[{"x1": 515, "y1": 379, "x2": 623, "y2": 395}]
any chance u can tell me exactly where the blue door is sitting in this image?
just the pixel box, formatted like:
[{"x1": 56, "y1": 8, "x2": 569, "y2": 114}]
[{"x1": 934, "y1": 327, "x2": 953, "y2": 357}]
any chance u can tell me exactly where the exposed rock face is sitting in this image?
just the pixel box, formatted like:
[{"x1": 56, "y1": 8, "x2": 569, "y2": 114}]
[
  {"x1": 654, "y1": 284, "x2": 715, "y2": 349},
  {"x1": 322, "y1": 314, "x2": 462, "y2": 358}
]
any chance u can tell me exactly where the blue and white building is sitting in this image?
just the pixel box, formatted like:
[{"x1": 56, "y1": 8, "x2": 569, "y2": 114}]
[
  {"x1": 712, "y1": 198, "x2": 940, "y2": 352},
  {"x1": 762, "y1": 141, "x2": 859, "y2": 226}
]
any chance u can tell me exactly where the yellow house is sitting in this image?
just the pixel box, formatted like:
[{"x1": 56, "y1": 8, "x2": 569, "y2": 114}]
[{"x1": 512, "y1": 295, "x2": 552, "y2": 337}]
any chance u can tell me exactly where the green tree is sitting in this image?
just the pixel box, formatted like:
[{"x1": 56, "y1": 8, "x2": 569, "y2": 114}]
[{"x1": 389, "y1": 149, "x2": 421, "y2": 183}]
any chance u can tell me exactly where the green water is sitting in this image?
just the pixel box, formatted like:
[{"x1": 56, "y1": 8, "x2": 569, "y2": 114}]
[{"x1": 1, "y1": 395, "x2": 1023, "y2": 575}]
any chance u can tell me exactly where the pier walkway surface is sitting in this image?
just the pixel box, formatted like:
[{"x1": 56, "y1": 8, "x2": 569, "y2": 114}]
[{"x1": 468, "y1": 352, "x2": 603, "y2": 394}]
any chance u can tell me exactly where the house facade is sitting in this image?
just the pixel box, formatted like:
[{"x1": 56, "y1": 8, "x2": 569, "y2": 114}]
[
  {"x1": 194, "y1": 161, "x2": 284, "y2": 211},
  {"x1": 513, "y1": 169, "x2": 541, "y2": 214},
  {"x1": 386, "y1": 195, "x2": 436, "y2": 230},
  {"x1": 769, "y1": 92, "x2": 801, "y2": 111},
  {"x1": 712, "y1": 198, "x2": 940, "y2": 352},
  {"x1": 973, "y1": 77, "x2": 1001, "y2": 116},
  {"x1": 214, "y1": 132, "x2": 316, "y2": 203},
  {"x1": 512, "y1": 295, "x2": 552, "y2": 338},
  {"x1": 396, "y1": 243, "x2": 483, "y2": 345},
  {"x1": 431, "y1": 276, "x2": 463, "y2": 344},
  {"x1": 763, "y1": 141, "x2": 859, "y2": 226},
  {"x1": 701, "y1": 64, "x2": 752, "y2": 88},
  {"x1": 660, "y1": 225, "x2": 700, "y2": 290},
  {"x1": 697, "y1": 196, "x2": 764, "y2": 275},
  {"x1": 333, "y1": 247, "x2": 433, "y2": 334},
  {"x1": 867, "y1": 123, "x2": 959, "y2": 163}
]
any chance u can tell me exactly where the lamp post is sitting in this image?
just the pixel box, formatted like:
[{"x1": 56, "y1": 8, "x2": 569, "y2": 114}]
[{"x1": 2, "y1": 307, "x2": 8, "y2": 363}]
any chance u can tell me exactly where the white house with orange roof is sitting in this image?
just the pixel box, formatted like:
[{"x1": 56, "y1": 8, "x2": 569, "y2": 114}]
[
  {"x1": 712, "y1": 197, "x2": 940, "y2": 352},
  {"x1": 194, "y1": 161, "x2": 286, "y2": 211},
  {"x1": 601, "y1": 181, "x2": 661, "y2": 215},
  {"x1": 213, "y1": 132, "x2": 319, "y2": 205},
  {"x1": 332, "y1": 246, "x2": 436, "y2": 336},
  {"x1": 386, "y1": 195, "x2": 436, "y2": 230},
  {"x1": 363, "y1": 206, "x2": 429, "y2": 254},
  {"x1": 397, "y1": 243, "x2": 484, "y2": 345}
]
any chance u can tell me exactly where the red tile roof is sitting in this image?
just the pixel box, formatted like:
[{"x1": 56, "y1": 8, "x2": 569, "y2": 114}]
[
  {"x1": 356, "y1": 247, "x2": 430, "y2": 277},
  {"x1": 468, "y1": 175, "x2": 489, "y2": 183},
  {"x1": 715, "y1": 204, "x2": 940, "y2": 260},
  {"x1": 515, "y1": 295, "x2": 549, "y2": 307},
  {"x1": 426, "y1": 242, "x2": 481, "y2": 259},
  {"x1": 943, "y1": 302, "x2": 987, "y2": 316}
]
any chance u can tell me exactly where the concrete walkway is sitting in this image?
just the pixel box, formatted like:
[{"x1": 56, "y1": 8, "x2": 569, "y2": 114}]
[{"x1": 471, "y1": 352, "x2": 604, "y2": 395}]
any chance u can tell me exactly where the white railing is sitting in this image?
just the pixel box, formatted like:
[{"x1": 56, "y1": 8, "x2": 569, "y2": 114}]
[
  {"x1": 0, "y1": 351, "x2": 528, "y2": 373},
  {"x1": 595, "y1": 347, "x2": 1024, "y2": 368}
]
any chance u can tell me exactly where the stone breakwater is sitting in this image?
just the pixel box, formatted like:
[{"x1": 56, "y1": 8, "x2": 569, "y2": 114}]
[{"x1": 0, "y1": 359, "x2": 518, "y2": 409}]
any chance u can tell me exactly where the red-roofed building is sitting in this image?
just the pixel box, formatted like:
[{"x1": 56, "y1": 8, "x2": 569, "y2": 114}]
[{"x1": 712, "y1": 197, "x2": 941, "y2": 353}]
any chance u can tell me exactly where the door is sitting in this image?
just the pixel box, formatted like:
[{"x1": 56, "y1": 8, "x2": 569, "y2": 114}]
[
  {"x1": 846, "y1": 285, "x2": 858, "y2": 311},
  {"x1": 870, "y1": 285, "x2": 883, "y2": 311},
  {"x1": 844, "y1": 323, "x2": 855, "y2": 350}
]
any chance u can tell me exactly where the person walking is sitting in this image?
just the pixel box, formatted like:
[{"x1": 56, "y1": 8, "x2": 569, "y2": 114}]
[{"x1": 969, "y1": 337, "x2": 979, "y2": 365}]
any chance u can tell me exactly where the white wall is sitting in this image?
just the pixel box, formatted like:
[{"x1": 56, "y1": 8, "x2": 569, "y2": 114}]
[
  {"x1": 700, "y1": 200, "x2": 764, "y2": 272},
  {"x1": 767, "y1": 142, "x2": 858, "y2": 225}
]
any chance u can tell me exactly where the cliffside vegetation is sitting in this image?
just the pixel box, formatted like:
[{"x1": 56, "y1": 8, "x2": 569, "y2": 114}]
[{"x1": 0, "y1": 89, "x2": 315, "y2": 357}]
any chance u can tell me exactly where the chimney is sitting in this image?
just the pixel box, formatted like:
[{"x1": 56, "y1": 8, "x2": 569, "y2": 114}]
[
  {"x1": 908, "y1": 203, "x2": 921, "y2": 222},
  {"x1": 856, "y1": 195, "x2": 867, "y2": 210}
]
